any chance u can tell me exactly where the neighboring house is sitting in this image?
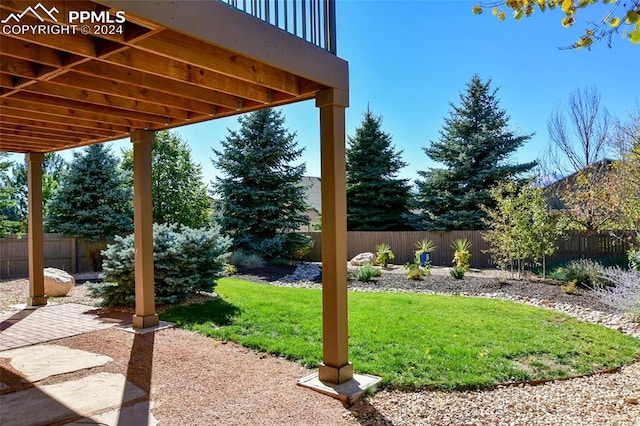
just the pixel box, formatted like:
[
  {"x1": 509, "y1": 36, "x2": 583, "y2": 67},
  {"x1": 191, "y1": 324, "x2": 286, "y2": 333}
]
[
  {"x1": 299, "y1": 176, "x2": 322, "y2": 232},
  {"x1": 544, "y1": 159, "x2": 614, "y2": 210}
]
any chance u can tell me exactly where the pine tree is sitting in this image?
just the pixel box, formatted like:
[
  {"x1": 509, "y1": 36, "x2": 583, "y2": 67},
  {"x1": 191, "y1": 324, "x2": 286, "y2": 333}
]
[
  {"x1": 346, "y1": 108, "x2": 413, "y2": 230},
  {"x1": 415, "y1": 75, "x2": 536, "y2": 231},
  {"x1": 0, "y1": 153, "x2": 18, "y2": 236},
  {"x1": 1, "y1": 153, "x2": 66, "y2": 233},
  {"x1": 212, "y1": 109, "x2": 311, "y2": 258},
  {"x1": 45, "y1": 144, "x2": 133, "y2": 240},
  {"x1": 122, "y1": 131, "x2": 210, "y2": 228}
]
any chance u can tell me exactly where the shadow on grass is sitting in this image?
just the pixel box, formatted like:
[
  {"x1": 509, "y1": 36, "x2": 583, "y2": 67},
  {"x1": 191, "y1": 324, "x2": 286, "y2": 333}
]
[{"x1": 160, "y1": 297, "x2": 241, "y2": 327}]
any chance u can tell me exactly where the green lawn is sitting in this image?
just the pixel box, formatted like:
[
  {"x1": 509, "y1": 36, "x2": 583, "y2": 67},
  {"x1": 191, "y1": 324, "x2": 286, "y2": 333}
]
[{"x1": 161, "y1": 278, "x2": 640, "y2": 390}]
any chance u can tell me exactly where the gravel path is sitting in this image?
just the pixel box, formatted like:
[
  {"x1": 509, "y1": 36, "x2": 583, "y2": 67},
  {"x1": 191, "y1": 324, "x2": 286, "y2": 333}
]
[{"x1": 2, "y1": 265, "x2": 639, "y2": 425}]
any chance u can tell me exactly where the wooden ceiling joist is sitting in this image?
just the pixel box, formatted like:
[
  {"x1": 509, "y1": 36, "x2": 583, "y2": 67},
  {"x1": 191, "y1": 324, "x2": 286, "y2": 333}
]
[{"x1": 0, "y1": 1, "x2": 333, "y2": 153}]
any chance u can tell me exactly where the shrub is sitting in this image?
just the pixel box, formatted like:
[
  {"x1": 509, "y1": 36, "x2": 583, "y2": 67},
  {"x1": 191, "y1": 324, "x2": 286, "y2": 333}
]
[
  {"x1": 628, "y1": 247, "x2": 640, "y2": 272},
  {"x1": 563, "y1": 259, "x2": 604, "y2": 287},
  {"x1": 228, "y1": 251, "x2": 264, "y2": 269},
  {"x1": 451, "y1": 239, "x2": 471, "y2": 272},
  {"x1": 225, "y1": 264, "x2": 237, "y2": 276},
  {"x1": 96, "y1": 224, "x2": 232, "y2": 307},
  {"x1": 356, "y1": 263, "x2": 381, "y2": 282},
  {"x1": 405, "y1": 261, "x2": 431, "y2": 280},
  {"x1": 561, "y1": 280, "x2": 578, "y2": 295},
  {"x1": 85, "y1": 242, "x2": 106, "y2": 272},
  {"x1": 269, "y1": 258, "x2": 290, "y2": 268},
  {"x1": 450, "y1": 266, "x2": 466, "y2": 279},
  {"x1": 253, "y1": 233, "x2": 313, "y2": 261},
  {"x1": 407, "y1": 267, "x2": 423, "y2": 280},
  {"x1": 375, "y1": 243, "x2": 395, "y2": 267},
  {"x1": 594, "y1": 268, "x2": 640, "y2": 321}
]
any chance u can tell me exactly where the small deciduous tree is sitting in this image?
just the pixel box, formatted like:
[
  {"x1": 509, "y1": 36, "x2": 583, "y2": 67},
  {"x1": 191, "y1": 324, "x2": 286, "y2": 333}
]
[
  {"x1": 346, "y1": 108, "x2": 413, "y2": 230},
  {"x1": 473, "y1": 0, "x2": 640, "y2": 48},
  {"x1": 122, "y1": 130, "x2": 210, "y2": 228},
  {"x1": 483, "y1": 180, "x2": 564, "y2": 278},
  {"x1": 544, "y1": 86, "x2": 612, "y2": 177},
  {"x1": 554, "y1": 108, "x2": 640, "y2": 235},
  {"x1": 212, "y1": 108, "x2": 311, "y2": 259}
]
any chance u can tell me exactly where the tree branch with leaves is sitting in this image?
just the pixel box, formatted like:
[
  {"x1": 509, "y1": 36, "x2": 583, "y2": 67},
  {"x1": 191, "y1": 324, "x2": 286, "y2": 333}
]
[{"x1": 473, "y1": 0, "x2": 640, "y2": 48}]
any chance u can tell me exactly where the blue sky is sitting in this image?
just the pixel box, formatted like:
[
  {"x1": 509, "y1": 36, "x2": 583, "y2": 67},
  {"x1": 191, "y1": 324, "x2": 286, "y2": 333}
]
[{"x1": 9, "y1": 1, "x2": 640, "y2": 185}]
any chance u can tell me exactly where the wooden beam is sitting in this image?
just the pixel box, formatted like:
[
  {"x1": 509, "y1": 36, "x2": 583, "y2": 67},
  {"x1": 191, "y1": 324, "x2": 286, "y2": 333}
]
[
  {"x1": 23, "y1": 80, "x2": 190, "y2": 120},
  {"x1": 1, "y1": 96, "x2": 154, "y2": 128},
  {"x1": 0, "y1": 73, "x2": 15, "y2": 89},
  {"x1": 0, "y1": 56, "x2": 39, "y2": 79},
  {"x1": 1, "y1": 122, "x2": 96, "y2": 140},
  {"x1": 0, "y1": 37, "x2": 64, "y2": 67},
  {"x1": 11, "y1": 91, "x2": 170, "y2": 124},
  {"x1": 0, "y1": 105, "x2": 129, "y2": 133},
  {"x1": 0, "y1": 137, "x2": 64, "y2": 150},
  {"x1": 68, "y1": 62, "x2": 246, "y2": 111},
  {"x1": 0, "y1": 115, "x2": 114, "y2": 137},
  {"x1": 0, "y1": 17, "x2": 98, "y2": 58},
  {"x1": 0, "y1": 131, "x2": 80, "y2": 145},
  {"x1": 105, "y1": 49, "x2": 272, "y2": 103},
  {"x1": 49, "y1": 69, "x2": 231, "y2": 115},
  {"x1": 132, "y1": 30, "x2": 300, "y2": 95}
]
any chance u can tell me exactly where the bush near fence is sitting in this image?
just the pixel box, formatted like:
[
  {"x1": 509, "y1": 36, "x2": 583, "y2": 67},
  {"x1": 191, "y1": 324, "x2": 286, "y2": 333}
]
[{"x1": 1, "y1": 231, "x2": 632, "y2": 279}]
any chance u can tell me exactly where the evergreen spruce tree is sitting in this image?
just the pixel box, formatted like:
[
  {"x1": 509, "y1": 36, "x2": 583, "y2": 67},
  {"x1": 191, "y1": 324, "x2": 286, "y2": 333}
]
[
  {"x1": 0, "y1": 153, "x2": 18, "y2": 236},
  {"x1": 415, "y1": 75, "x2": 536, "y2": 230},
  {"x1": 122, "y1": 130, "x2": 210, "y2": 228},
  {"x1": 45, "y1": 144, "x2": 133, "y2": 240},
  {"x1": 2, "y1": 153, "x2": 66, "y2": 233},
  {"x1": 212, "y1": 109, "x2": 311, "y2": 258},
  {"x1": 346, "y1": 108, "x2": 413, "y2": 230}
]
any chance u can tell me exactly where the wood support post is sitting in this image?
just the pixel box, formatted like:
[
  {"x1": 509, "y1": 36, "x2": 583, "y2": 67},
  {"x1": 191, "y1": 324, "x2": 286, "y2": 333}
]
[
  {"x1": 26, "y1": 152, "x2": 47, "y2": 307},
  {"x1": 131, "y1": 130, "x2": 159, "y2": 329},
  {"x1": 316, "y1": 88, "x2": 353, "y2": 384}
]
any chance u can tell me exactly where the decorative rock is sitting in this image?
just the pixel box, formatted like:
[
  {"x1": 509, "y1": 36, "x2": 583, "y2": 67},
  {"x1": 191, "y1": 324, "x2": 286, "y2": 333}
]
[
  {"x1": 44, "y1": 267, "x2": 75, "y2": 297},
  {"x1": 350, "y1": 252, "x2": 377, "y2": 266},
  {"x1": 625, "y1": 397, "x2": 638, "y2": 404}
]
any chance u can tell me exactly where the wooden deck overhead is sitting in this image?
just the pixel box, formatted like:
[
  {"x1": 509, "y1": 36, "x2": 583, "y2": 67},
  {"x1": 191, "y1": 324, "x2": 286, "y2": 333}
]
[{"x1": 0, "y1": 0, "x2": 348, "y2": 153}]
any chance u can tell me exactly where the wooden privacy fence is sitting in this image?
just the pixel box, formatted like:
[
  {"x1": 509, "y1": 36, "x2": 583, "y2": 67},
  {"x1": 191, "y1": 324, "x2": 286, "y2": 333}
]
[
  {"x1": 1, "y1": 231, "x2": 632, "y2": 279},
  {"x1": 0, "y1": 234, "x2": 102, "y2": 279},
  {"x1": 301, "y1": 231, "x2": 632, "y2": 268}
]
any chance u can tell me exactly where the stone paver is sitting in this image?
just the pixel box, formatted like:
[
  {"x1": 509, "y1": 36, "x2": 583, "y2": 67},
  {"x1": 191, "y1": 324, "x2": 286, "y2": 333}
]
[
  {"x1": 0, "y1": 372, "x2": 146, "y2": 426},
  {"x1": 0, "y1": 344, "x2": 112, "y2": 382},
  {"x1": 65, "y1": 402, "x2": 159, "y2": 426}
]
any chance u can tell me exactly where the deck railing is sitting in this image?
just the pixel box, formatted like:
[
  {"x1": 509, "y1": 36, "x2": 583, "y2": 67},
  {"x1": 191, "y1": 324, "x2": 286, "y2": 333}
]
[{"x1": 219, "y1": 0, "x2": 337, "y2": 54}]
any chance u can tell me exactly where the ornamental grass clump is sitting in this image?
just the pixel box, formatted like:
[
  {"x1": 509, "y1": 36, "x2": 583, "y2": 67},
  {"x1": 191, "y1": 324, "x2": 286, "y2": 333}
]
[
  {"x1": 355, "y1": 263, "x2": 382, "y2": 282},
  {"x1": 92, "y1": 223, "x2": 232, "y2": 307},
  {"x1": 562, "y1": 259, "x2": 605, "y2": 288}
]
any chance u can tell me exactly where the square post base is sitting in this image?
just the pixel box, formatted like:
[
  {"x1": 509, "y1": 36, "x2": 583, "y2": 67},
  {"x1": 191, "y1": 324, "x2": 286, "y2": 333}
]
[
  {"x1": 319, "y1": 362, "x2": 353, "y2": 384},
  {"x1": 26, "y1": 296, "x2": 48, "y2": 307},
  {"x1": 132, "y1": 314, "x2": 159, "y2": 329}
]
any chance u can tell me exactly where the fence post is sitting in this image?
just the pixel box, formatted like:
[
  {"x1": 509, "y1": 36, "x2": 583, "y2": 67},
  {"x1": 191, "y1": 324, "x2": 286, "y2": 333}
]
[{"x1": 71, "y1": 237, "x2": 77, "y2": 274}]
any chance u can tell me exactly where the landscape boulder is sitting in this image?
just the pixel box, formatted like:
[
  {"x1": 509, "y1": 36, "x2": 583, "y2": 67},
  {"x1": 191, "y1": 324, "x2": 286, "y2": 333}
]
[
  {"x1": 350, "y1": 252, "x2": 377, "y2": 266},
  {"x1": 44, "y1": 268, "x2": 75, "y2": 297}
]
